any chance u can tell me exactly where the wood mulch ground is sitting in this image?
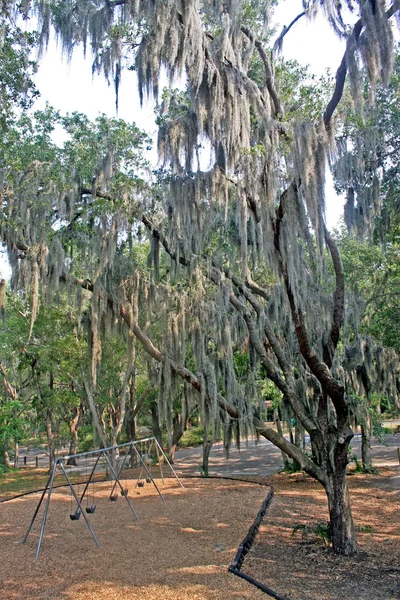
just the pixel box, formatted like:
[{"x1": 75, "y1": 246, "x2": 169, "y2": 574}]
[{"x1": 0, "y1": 468, "x2": 399, "y2": 600}]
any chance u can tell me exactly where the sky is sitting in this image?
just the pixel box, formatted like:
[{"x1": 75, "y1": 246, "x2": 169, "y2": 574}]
[
  {"x1": 0, "y1": 1, "x2": 347, "y2": 280},
  {"x1": 33, "y1": 1, "x2": 347, "y2": 117}
]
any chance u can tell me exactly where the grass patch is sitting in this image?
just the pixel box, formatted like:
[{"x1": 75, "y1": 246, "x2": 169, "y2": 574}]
[{"x1": 0, "y1": 468, "x2": 87, "y2": 501}]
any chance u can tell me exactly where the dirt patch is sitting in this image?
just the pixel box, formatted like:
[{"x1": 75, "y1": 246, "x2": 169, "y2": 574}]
[
  {"x1": 0, "y1": 477, "x2": 267, "y2": 600},
  {"x1": 0, "y1": 470, "x2": 399, "y2": 600},
  {"x1": 243, "y1": 468, "x2": 400, "y2": 600}
]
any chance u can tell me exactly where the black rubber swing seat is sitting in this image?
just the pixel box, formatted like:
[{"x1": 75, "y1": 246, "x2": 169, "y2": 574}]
[
  {"x1": 137, "y1": 480, "x2": 145, "y2": 488},
  {"x1": 70, "y1": 509, "x2": 81, "y2": 521},
  {"x1": 146, "y1": 477, "x2": 152, "y2": 483},
  {"x1": 120, "y1": 488, "x2": 129, "y2": 497},
  {"x1": 109, "y1": 493, "x2": 118, "y2": 501},
  {"x1": 86, "y1": 504, "x2": 96, "y2": 514}
]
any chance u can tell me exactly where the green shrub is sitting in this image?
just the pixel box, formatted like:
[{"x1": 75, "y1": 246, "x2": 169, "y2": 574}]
[
  {"x1": 179, "y1": 426, "x2": 205, "y2": 447},
  {"x1": 78, "y1": 426, "x2": 95, "y2": 453}
]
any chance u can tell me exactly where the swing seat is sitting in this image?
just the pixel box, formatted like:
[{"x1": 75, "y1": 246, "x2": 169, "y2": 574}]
[
  {"x1": 109, "y1": 493, "x2": 118, "y2": 501},
  {"x1": 86, "y1": 504, "x2": 96, "y2": 514},
  {"x1": 146, "y1": 477, "x2": 152, "y2": 483},
  {"x1": 70, "y1": 509, "x2": 81, "y2": 521},
  {"x1": 121, "y1": 488, "x2": 128, "y2": 497},
  {"x1": 137, "y1": 480, "x2": 145, "y2": 488}
]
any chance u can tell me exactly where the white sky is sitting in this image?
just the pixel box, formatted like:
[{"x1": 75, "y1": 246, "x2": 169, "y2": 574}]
[
  {"x1": 33, "y1": 1, "x2": 346, "y2": 118},
  {"x1": 0, "y1": 2, "x2": 347, "y2": 280}
]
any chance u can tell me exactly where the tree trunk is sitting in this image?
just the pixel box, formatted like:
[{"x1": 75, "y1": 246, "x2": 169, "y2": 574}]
[
  {"x1": 150, "y1": 401, "x2": 162, "y2": 447},
  {"x1": 325, "y1": 472, "x2": 358, "y2": 555},
  {"x1": 14, "y1": 438, "x2": 19, "y2": 469},
  {"x1": 3, "y1": 446, "x2": 12, "y2": 469},
  {"x1": 201, "y1": 436, "x2": 213, "y2": 477},
  {"x1": 45, "y1": 415, "x2": 56, "y2": 471},
  {"x1": 274, "y1": 409, "x2": 291, "y2": 469},
  {"x1": 361, "y1": 418, "x2": 373, "y2": 472},
  {"x1": 126, "y1": 375, "x2": 137, "y2": 443},
  {"x1": 168, "y1": 417, "x2": 186, "y2": 463},
  {"x1": 82, "y1": 376, "x2": 109, "y2": 448},
  {"x1": 67, "y1": 405, "x2": 81, "y2": 466}
]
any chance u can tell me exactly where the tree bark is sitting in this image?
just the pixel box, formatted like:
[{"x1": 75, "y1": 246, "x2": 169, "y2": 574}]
[
  {"x1": 67, "y1": 405, "x2": 81, "y2": 466},
  {"x1": 45, "y1": 414, "x2": 55, "y2": 472},
  {"x1": 326, "y1": 472, "x2": 357, "y2": 555},
  {"x1": 202, "y1": 437, "x2": 213, "y2": 477},
  {"x1": 2, "y1": 446, "x2": 12, "y2": 469},
  {"x1": 150, "y1": 401, "x2": 162, "y2": 447},
  {"x1": 274, "y1": 409, "x2": 291, "y2": 469},
  {"x1": 14, "y1": 439, "x2": 19, "y2": 469},
  {"x1": 361, "y1": 418, "x2": 373, "y2": 472}
]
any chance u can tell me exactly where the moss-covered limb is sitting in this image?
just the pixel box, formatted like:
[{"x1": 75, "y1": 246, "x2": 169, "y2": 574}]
[
  {"x1": 252, "y1": 417, "x2": 327, "y2": 486},
  {"x1": 274, "y1": 184, "x2": 346, "y2": 412},
  {"x1": 0, "y1": 361, "x2": 18, "y2": 400},
  {"x1": 240, "y1": 27, "x2": 283, "y2": 118},
  {"x1": 323, "y1": 0, "x2": 400, "y2": 129},
  {"x1": 323, "y1": 225, "x2": 345, "y2": 367},
  {"x1": 226, "y1": 290, "x2": 320, "y2": 438},
  {"x1": 272, "y1": 10, "x2": 307, "y2": 55}
]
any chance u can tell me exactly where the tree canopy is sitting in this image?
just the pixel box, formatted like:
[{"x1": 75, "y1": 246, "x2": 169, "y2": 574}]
[{"x1": 1, "y1": 0, "x2": 400, "y2": 556}]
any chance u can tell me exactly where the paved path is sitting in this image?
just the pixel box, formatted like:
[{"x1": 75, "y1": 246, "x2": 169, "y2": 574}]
[
  {"x1": 173, "y1": 433, "x2": 400, "y2": 483},
  {"x1": 17, "y1": 432, "x2": 400, "y2": 487}
]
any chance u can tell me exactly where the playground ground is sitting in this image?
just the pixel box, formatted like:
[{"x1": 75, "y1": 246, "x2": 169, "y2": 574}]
[{"x1": 0, "y1": 468, "x2": 399, "y2": 600}]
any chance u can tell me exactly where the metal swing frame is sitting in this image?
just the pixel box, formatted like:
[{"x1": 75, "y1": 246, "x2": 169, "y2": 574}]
[{"x1": 23, "y1": 436, "x2": 183, "y2": 560}]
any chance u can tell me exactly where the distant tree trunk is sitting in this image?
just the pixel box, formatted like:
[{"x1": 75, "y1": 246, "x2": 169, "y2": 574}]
[
  {"x1": 274, "y1": 409, "x2": 291, "y2": 469},
  {"x1": 45, "y1": 414, "x2": 56, "y2": 471},
  {"x1": 168, "y1": 418, "x2": 184, "y2": 463},
  {"x1": 126, "y1": 372, "x2": 137, "y2": 443},
  {"x1": 14, "y1": 439, "x2": 19, "y2": 468},
  {"x1": 150, "y1": 400, "x2": 162, "y2": 447},
  {"x1": 201, "y1": 421, "x2": 213, "y2": 477},
  {"x1": 2, "y1": 445, "x2": 12, "y2": 469},
  {"x1": 223, "y1": 420, "x2": 233, "y2": 458},
  {"x1": 361, "y1": 417, "x2": 373, "y2": 472},
  {"x1": 67, "y1": 405, "x2": 81, "y2": 466},
  {"x1": 202, "y1": 438, "x2": 213, "y2": 476},
  {"x1": 168, "y1": 392, "x2": 189, "y2": 462}
]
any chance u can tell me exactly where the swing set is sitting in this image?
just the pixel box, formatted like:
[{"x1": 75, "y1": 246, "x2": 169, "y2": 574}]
[{"x1": 23, "y1": 437, "x2": 183, "y2": 560}]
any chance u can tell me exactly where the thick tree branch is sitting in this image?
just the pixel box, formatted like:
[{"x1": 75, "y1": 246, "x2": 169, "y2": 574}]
[
  {"x1": 324, "y1": 225, "x2": 345, "y2": 367},
  {"x1": 274, "y1": 184, "x2": 347, "y2": 413},
  {"x1": 253, "y1": 417, "x2": 326, "y2": 485},
  {"x1": 323, "y1": 1, "x2": 400, "y2": 129},
  {"x1": 240, "y1": 27, "x2": 283, "y2": 117},
  {"x1": 0, "y1": 362, "x2": 19, "y2": 400}
]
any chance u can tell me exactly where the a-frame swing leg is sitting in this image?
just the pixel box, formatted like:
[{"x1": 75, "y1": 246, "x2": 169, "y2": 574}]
[
  {"x1": 59, "y1": 463, "x2": 100, "y2": 549},
  {"x1": 152, "y1": 439, "x2": 165, "y2": 485},
  {"x1": 102, "y1": 450, "x2": 139, "y2": 520},
  {"x1": 131, "y1": 443, "x2": 165, "y2": 502},
  {"x1": 22, "y1": 460, "x2": 57, "y2": 553},
  {"x1": 154, "y1": 438, "x2": 185, "y2": 488}
]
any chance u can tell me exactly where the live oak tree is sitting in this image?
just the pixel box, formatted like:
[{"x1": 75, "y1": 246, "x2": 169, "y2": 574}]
[{"x1": 2, "y1": 0, "x2": 400, "y2": 555}]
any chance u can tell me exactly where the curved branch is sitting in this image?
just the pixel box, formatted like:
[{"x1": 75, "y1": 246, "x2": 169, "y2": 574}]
[
  {"x1": 324, "y1": 225, "x2": 344, "y2": 367},
  {"x1": 272, "y1": 11, "x2": 307, "y2": 55},
  {"x1": 254, "y1": 417, "x2": 327, "y2": 485},
  {"x1": 323, "y1": 1, "x2": 400, "y2": 129},
  {"x1": 241, "y1": 26, "x2": 283, "y2": 118},
  {"x1": 274, "y1": 184, "x2": 346, "y2": 412}
]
